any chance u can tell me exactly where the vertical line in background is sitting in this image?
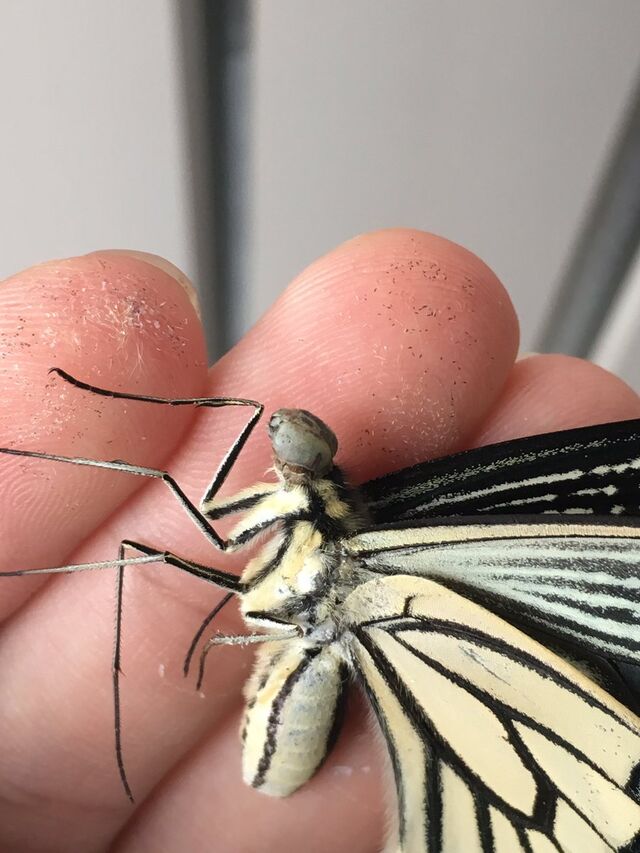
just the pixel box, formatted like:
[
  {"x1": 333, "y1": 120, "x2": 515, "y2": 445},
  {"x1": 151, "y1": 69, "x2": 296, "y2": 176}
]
[
  {"x1": 177, "y1": 0, "x2": 252, "y2": 360},
  {"x1": 206, "y1": 0, "x2": 253, "y2": 354},
  {"x1": 538, "y1": 74, "x2": 640, "y2": 358}
]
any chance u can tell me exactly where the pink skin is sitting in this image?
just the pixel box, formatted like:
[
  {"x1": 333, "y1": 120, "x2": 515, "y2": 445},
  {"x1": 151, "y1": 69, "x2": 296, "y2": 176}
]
[{"x1": 0, "y1": 231, "x2": 638, "y2": 853}]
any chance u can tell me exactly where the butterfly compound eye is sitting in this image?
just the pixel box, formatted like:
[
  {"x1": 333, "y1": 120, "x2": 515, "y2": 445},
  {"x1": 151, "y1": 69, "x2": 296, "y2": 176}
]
[{"x1": 269, "y1": 409, "x2": 338, "y2": 478}]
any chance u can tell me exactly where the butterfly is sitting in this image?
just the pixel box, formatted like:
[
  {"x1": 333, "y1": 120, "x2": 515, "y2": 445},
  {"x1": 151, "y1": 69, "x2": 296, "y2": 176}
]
[{"x1": 2, "y1": 370, "x2": 640, "y2": 852}]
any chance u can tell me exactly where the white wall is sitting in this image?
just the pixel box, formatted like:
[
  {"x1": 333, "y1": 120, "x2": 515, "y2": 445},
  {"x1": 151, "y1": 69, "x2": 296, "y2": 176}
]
[{"x1": 0, "y1": 2, "x2": 197, "y2": 282}]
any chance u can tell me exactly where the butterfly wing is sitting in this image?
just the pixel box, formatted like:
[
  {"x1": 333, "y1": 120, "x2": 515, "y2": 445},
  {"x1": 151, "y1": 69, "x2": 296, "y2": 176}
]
[
  {"x1": 360, "y1": 419, "x2": 640, "y2": 523},
  {"x1": 346, "y1": 516, "x2": 640, "y2": 667},
  {"x1": 342, "y1": 575, "x2": 640, "y2": 852}
]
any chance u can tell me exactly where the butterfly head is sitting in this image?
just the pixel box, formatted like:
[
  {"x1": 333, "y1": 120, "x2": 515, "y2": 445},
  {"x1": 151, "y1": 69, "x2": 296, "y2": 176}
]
[{"x1": 269, "y1": 409, "x2": 338, "y2": 482}]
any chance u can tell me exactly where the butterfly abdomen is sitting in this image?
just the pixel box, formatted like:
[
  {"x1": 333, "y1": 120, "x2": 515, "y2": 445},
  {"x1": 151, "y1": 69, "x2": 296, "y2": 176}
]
[{"x1": 241, "y1": 641, "x2": 348, "y2": 797}]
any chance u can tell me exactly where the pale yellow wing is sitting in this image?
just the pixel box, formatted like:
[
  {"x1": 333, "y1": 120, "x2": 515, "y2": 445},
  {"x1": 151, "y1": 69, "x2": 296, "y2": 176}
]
[{"x1": 343, "y1": 575, "x2": 640, "y2": 853}]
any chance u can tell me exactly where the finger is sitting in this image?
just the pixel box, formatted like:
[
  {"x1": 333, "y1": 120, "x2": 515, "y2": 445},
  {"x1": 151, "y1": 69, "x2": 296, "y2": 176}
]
[
  {"x1": 215, "y1": 227, "x2": 520, "y2": 481},
  {"x1": 0, "y1": 251, "x2": 207, "y2": 621},
  {"x1": 472, "y1": 353, "x2": 640, "y2": 445},
  {"x1": 123, "y1": 349, "x2": 640, "y2": 853}
]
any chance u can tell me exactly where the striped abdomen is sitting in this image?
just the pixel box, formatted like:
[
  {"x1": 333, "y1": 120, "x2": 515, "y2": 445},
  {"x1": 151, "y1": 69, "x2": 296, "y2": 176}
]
[{"x1": 241, "y1": 641, "x2": 347, "y2": 797}]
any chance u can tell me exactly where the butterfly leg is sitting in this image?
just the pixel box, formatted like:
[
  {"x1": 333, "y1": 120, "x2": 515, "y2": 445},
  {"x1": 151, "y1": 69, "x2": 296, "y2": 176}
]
[
  {"x1": 47, "y1": 366, "x2": 266, "y2": 546},
  {"x1": 110, "y1": 538, "x2": 252, "y2": 801},
  {"x1": 0, "y1": 537, "x2": 242, "y2": 801},
  {"x1": 194, "y1": 617, "x2": 302, "y2": 690},
  {"x1": 0, "y1": 446, "x2": 248, "y2": 552}
]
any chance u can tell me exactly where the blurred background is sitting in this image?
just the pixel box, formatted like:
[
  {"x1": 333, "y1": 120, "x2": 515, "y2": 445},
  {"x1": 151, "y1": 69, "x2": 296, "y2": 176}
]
[{"x1": 2, "y1": 2, "x2": 640, "y2": 385}]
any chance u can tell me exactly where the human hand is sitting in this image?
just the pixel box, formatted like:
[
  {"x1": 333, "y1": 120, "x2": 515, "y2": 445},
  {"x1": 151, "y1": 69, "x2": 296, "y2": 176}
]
[{"x1": 1, "y1": 232, "x2": 639, "y2": 852}]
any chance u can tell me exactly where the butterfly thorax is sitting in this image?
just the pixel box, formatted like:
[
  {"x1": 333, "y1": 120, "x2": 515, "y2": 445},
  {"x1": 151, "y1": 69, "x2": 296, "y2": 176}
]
[
  {"x1": 203, "y1": 408, "x2": 367, "y2": 634},
  {"x1": 232, "y1": 469, "x2": 364, "y2": 628}
]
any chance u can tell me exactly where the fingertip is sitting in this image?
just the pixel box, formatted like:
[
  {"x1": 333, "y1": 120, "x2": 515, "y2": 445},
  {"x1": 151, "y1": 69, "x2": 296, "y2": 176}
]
[
  {"x1": 216, "y1": 228, "x2": 519, "y2": 481},
  {"x1": 0, "y1": 251, "x2": 208, "y2": 580},
  {"x1": 473, "y1": 353, "x2": 640, "y2": 445},
  {"x1": 86, "y1": 250, "x2": 201, "y2": 319},
  {"x1": 1, "y1": 251, "x2": 207, "y2": 395}
]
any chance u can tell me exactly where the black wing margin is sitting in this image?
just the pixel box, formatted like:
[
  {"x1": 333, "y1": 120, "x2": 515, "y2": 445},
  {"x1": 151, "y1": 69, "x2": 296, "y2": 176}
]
[{"x1": 361, "y1": 418, "x2": 640, "y2": 523}]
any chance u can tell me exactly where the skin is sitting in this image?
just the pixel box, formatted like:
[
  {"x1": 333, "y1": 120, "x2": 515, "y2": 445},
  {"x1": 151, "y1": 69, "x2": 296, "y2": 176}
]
[{"x1": 0, "y1": 229, "x2": 639, "y2": 853}]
